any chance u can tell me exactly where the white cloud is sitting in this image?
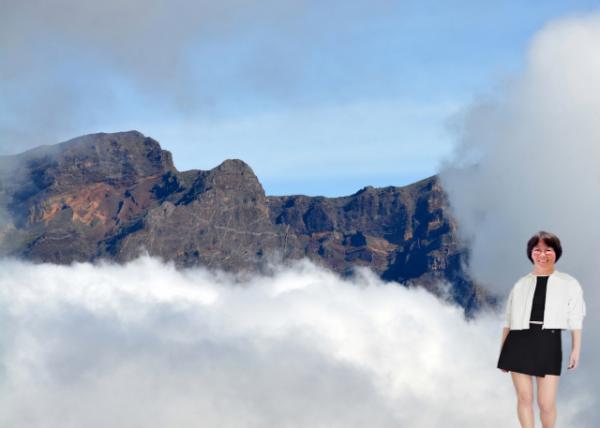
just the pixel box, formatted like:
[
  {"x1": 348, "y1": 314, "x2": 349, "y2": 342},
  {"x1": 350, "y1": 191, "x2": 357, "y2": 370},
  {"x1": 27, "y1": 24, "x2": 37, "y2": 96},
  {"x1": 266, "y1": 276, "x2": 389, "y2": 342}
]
[
  {"x1": 440, "y1": 11, "x2": 600, "y2": 426},
  {"x1": 0, "y1": 255, "x2": 589, "y2": 427}
]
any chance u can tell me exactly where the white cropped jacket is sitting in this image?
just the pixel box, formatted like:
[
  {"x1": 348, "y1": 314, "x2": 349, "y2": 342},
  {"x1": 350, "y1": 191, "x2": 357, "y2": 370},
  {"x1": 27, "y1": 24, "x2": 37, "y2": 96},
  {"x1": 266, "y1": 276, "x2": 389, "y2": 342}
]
[{"x1": 504, "y1": 270, "x2": 586, "y2": 330}]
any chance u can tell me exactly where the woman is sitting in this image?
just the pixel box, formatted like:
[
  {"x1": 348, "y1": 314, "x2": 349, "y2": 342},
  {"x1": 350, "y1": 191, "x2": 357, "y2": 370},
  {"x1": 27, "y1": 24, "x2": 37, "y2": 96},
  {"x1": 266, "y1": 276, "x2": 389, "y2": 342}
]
[{"x1": 497, "y1": 231, "x2": 586, "y2": 428}]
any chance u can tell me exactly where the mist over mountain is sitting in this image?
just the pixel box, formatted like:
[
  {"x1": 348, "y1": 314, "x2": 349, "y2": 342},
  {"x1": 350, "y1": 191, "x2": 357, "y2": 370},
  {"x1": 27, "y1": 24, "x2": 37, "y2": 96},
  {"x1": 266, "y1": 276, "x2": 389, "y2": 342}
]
[{"x1": 0, "y1": 130, "x2": 487, "y2": 312}]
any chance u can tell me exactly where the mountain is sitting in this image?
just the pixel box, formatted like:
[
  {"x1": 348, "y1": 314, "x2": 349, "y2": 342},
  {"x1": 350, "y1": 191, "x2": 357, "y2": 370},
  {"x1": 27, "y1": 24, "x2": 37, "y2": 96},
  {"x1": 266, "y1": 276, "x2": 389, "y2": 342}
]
[{"x1": 0, "y1": 131, "x2": 488, "y2": 312}]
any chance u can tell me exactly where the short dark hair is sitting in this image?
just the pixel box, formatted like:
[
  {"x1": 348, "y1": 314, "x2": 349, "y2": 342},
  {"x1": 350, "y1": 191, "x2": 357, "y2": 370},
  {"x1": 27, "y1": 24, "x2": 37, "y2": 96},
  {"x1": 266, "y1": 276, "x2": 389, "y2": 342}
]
[{"x1": 526, "y1": 231, "x2": 562, "y2": 263}]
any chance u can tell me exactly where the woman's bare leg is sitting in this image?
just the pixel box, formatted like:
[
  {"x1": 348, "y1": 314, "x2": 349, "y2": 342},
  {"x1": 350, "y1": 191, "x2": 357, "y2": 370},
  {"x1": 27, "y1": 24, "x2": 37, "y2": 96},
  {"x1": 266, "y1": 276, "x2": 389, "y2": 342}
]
[
  {"x1": 537, "y1": 374, "x2": 559, "y2": 428},
  {"x1": 511, "y1": 372, "x2": 534, "y2": 428}
]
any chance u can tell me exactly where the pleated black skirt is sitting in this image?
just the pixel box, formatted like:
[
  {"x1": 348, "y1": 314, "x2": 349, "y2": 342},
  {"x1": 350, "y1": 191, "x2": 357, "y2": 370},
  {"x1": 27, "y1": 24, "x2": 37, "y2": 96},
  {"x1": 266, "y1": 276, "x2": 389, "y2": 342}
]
[{"x1": 497, "y1": 323, "x2": 562, "y2": 377}]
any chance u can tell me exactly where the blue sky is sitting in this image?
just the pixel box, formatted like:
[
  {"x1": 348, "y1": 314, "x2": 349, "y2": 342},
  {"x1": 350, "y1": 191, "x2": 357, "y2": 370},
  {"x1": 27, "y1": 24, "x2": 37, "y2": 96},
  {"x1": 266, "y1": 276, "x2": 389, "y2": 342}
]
[{"x1": 1, "y1": 0, "x2": 599, "y2": 196}]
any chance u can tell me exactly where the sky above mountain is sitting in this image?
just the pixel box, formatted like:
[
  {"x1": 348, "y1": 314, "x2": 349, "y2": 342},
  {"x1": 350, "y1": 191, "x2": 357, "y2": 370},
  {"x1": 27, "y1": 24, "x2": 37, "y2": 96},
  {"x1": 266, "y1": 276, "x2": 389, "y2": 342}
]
[{"x1": 1, "y1": 1, "x2": 599, "y2": 196}]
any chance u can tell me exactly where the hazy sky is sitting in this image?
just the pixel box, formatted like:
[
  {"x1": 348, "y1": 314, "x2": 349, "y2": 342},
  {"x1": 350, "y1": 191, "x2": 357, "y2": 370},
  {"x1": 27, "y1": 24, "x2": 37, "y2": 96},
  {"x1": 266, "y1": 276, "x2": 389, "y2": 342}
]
[{"x1": 1, "y1": 1, "x2": 599, "y2": 195}]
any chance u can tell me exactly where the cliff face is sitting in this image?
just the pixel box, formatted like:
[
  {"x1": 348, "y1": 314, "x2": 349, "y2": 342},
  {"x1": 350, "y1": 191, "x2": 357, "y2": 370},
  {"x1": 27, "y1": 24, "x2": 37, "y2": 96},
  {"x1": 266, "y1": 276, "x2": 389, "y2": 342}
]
[{"x1": 0, "y1": 131, "x2": 483, "y2": 311}]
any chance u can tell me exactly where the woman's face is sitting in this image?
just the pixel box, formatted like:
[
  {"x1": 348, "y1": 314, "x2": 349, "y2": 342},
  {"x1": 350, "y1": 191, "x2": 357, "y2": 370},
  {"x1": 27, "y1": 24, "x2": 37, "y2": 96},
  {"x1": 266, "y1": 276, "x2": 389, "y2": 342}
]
[{"x1": 531, "y1": 239, "x2": 556, "y2": 271}]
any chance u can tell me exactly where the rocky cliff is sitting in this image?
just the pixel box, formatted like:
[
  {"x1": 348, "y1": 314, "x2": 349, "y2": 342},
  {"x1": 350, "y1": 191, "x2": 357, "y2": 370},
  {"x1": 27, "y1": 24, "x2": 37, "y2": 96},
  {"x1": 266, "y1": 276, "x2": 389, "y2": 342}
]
[{"x1": 0, "y1": 131, "x2": 486, "y2": 312}]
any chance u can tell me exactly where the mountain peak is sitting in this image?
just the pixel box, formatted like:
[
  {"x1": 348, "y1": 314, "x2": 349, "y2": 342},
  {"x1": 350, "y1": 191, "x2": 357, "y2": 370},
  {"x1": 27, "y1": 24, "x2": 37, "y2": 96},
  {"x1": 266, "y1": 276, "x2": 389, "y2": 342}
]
[
  {"x1": 200, "y1": 158, "x2": 265, "y2": 198},
  {"x1": 1, "y1": 131, "x2": 176, "y2": 190}
]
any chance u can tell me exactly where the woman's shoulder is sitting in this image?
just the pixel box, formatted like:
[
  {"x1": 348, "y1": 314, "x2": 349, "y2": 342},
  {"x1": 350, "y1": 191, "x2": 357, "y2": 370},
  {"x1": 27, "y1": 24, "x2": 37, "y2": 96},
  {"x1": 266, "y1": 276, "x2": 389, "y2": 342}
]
[
  {"x1": 515, "y1": 272, "x2": 533, "y2": 284},
  {"x1": 553, "y1": 270, "x2": 583, "y2": 289},
  {"x1": 512, "y1": 273, "x2": 533, "y2": 290},
  {"x1": 553, "y1": 270, "x2": 578, "y2": 282}
]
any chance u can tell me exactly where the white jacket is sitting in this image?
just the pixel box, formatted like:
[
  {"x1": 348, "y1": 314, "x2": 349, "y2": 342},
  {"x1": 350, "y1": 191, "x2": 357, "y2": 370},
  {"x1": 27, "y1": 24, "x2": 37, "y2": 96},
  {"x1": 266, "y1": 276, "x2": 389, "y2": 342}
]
[{"x1": 504, "y1": 270, "x2": 586, "y2": 330}]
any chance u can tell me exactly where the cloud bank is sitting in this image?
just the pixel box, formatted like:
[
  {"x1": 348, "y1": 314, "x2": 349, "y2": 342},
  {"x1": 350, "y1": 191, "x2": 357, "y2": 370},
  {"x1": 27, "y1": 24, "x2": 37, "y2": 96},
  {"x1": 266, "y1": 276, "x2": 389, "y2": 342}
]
[
  {"x1": 1, "y1": 255, "x2": 586, "y2": 427},
  {"x1": 440, "y1": 11, "x2": 600, "y2": 426}
]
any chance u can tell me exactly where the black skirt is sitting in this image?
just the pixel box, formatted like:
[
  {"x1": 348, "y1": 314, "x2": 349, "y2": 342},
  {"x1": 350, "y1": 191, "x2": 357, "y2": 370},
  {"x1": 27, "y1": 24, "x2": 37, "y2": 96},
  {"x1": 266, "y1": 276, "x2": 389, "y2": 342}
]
[{"x1": 497, "y1": 323, "x2": 562, "y2": 377}]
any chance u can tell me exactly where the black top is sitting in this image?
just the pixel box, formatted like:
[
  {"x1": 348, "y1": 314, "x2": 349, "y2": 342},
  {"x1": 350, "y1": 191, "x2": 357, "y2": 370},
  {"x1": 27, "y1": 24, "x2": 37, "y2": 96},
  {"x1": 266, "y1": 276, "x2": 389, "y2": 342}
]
[{"x1": 529, "y1": 275, "x2": 549, "y2": 322}]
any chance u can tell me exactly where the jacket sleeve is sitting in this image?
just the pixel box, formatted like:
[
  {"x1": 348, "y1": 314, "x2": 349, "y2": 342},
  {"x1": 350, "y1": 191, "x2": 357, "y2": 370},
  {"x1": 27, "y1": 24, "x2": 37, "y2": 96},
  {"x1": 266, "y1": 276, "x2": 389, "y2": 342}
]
[
  {"x1": 566, "y1": 279, "x2": 586, "y2": 330},
  {"x1": 504, "y1": 287, "x2": 514, "y2": 328}
]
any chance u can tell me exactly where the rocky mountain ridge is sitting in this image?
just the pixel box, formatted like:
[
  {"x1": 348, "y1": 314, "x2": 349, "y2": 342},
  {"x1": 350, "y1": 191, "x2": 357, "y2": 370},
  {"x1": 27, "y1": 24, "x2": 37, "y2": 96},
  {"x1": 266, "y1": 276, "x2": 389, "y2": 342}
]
[{"x1": 0, "y1": 131, "x2": 487, "y2": 312}]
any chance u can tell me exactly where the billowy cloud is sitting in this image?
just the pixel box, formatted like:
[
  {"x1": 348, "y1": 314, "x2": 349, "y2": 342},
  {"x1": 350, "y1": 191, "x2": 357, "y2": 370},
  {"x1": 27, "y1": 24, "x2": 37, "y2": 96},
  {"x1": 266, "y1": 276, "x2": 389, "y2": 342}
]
[
  {"x1": 0, "y1": 255, "x2": 589, "y2": 427},
  {"x1": 440, "y1": 11, "x2": 600, "y2": 426}
]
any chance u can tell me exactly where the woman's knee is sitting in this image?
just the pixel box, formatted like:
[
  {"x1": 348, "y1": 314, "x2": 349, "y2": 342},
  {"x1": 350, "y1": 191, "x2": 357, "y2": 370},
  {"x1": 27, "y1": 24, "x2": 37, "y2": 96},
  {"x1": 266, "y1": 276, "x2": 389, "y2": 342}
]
[
  {"x1": 538, "y1": 398, "x2": 556, "y2": 414},
  {"x1": 517, "y1": 391, "x2": 534, "y2": 406}
]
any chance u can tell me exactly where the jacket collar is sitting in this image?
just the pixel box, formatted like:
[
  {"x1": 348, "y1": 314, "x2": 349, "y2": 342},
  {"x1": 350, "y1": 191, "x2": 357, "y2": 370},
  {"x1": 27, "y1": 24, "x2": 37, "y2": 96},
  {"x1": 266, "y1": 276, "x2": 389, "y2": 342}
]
[{"x1": 526, "y1": 269, "x2": 560, "y2": 278}]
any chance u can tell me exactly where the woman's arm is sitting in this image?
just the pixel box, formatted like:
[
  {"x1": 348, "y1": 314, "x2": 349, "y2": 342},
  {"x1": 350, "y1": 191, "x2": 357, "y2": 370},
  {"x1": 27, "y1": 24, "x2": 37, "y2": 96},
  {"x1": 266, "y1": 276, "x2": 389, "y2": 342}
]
[{"x1": 568, "y1": 329, "x2": 582, "y2": 370}]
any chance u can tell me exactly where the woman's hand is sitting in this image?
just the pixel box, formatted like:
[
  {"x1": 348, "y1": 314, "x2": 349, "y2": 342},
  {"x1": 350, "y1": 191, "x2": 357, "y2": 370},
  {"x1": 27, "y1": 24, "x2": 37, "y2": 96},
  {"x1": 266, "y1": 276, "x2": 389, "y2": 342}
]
[
  {"x1": 568, "y1": 349, "x2": 580, "y2": 370},
  {"x1": 569, "y1": 329, "x2": 582, "y2": 370}
]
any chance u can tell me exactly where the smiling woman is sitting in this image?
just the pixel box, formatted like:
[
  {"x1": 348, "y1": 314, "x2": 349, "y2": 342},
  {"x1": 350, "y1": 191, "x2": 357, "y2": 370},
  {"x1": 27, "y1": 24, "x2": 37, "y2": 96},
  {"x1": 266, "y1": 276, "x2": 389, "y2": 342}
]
[{"x1": 497, "y1": 231, "x2": 586, "y2": 428}]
